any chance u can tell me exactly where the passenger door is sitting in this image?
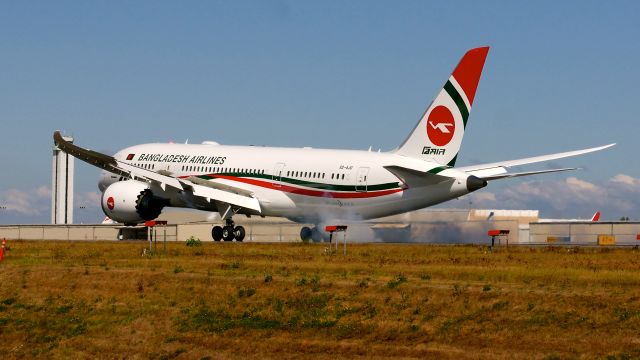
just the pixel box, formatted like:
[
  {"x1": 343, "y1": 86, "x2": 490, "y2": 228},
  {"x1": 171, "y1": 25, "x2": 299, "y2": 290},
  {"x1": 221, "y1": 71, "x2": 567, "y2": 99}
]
[
  {"x1": 355, "y1": 167, "x2": 369, "y2": 192},
  {"x1": 272, "y1": 163, "x2": 285, "y2": 187}
]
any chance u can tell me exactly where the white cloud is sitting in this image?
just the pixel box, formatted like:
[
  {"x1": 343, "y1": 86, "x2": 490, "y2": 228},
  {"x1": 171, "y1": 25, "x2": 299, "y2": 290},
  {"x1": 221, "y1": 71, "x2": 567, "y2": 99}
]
[
  {"x1": 0, "y1": 187, "x2": 103, "y2": 222},
  {"x1": 566, "y1": 177, "x2": 597, "y2": 191},
  {"x1": 1, "y1": 187, "x2": 50, "y2": 215}
]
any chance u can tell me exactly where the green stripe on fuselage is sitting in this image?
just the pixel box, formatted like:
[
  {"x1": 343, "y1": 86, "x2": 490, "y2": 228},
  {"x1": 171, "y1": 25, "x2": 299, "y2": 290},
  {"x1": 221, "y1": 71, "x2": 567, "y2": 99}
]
[{"x1": 196, "y1": 172, "x2": 401, "y2": 192}]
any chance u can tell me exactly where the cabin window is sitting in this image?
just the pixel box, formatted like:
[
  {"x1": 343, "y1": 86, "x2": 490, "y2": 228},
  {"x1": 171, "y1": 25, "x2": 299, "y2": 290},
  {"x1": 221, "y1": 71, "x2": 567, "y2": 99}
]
[{"x1": 341, "y1": 174, "x2": 345, "y2": 180}]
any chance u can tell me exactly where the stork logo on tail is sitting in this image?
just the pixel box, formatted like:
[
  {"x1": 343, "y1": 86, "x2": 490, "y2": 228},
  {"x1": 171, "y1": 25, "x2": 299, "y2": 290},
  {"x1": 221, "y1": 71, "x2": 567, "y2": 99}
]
[{"x1": 426, "y1": 105, "x2": 455, "y2": 146}]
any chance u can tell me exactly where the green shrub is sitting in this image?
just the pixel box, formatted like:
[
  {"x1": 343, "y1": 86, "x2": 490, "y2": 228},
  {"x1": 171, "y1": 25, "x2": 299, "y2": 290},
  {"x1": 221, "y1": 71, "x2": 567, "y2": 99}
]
[{"x1": 185, "y1": 236, "x2": 202, "y2": 247}]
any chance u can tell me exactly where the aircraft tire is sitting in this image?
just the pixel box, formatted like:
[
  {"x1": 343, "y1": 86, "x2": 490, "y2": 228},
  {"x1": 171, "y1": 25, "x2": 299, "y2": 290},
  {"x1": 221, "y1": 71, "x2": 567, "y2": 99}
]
[
  {"x1": 234, "y1": 226, "x2": 246, "y2": 242},
  {"x1": 311, "y1": 227, "x2": 324, "y2": 243},
  {"x1": 212, "y1": 226, "x2": 223, "y2": 241},
  {"x1": 222, "y1": 226, "x2": 235, "y2": 241},
  {"x1": 300, "y1": 227, "x2": 312, "y2": 242}
]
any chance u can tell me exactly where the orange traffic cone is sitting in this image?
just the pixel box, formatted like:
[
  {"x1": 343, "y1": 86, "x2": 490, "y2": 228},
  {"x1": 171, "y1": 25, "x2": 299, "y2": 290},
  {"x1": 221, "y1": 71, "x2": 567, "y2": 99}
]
[{"x1": 0, "y1": 239, "x2": 5, "y2": 262}]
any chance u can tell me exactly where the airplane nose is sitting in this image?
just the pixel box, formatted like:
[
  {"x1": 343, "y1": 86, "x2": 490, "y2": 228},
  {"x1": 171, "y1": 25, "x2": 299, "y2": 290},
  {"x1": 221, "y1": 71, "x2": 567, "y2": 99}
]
[{"x1": 466, "y1": 175, "x2": 488, "y2": 192}]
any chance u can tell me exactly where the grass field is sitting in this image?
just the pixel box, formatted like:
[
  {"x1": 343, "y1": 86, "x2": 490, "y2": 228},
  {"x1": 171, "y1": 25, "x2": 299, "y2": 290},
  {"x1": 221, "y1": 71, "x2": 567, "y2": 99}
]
[{"x1": 1, "y1": 241, "x2": 640, "y2": 359}]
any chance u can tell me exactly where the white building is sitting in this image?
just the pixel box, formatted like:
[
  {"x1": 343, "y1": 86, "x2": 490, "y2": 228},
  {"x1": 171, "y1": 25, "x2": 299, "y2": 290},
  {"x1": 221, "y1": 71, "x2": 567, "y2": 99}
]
[{"x1": 51, "y1": 135, "x2": 74, "y2": 224}]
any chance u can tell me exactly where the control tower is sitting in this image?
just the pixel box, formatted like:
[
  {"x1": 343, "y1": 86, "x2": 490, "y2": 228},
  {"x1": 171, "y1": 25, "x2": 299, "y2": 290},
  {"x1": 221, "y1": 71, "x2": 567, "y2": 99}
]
[{"x1": 51, "y1": 135, "x2": 74, "y2": 224}]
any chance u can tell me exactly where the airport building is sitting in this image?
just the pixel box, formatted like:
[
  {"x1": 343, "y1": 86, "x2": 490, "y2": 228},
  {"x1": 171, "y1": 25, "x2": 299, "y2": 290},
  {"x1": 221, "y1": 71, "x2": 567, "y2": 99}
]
[{"x1": 51, "y1": 135, "x2": 74, "y2": 225}]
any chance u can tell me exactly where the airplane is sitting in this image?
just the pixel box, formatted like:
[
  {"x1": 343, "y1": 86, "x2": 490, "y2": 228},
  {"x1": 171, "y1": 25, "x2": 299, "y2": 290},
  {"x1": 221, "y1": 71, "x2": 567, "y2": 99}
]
[{"x1": 53, "y1": 46, "x2": 614, "y2": 242}]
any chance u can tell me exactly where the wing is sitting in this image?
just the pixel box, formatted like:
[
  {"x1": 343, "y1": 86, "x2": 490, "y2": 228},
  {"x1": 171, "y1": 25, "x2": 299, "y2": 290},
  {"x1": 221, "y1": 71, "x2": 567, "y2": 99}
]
[
  {"x1": 53, "y1": 131, "x2": 261, "y2": 213},
  {"x1": 457, "y1": 144, "x2": 615, "y2": 180}
]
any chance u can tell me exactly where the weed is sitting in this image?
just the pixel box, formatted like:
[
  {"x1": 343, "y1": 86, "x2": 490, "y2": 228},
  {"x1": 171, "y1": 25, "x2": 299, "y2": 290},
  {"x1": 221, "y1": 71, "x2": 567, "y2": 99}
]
[
  {"x1": 222, "y1": 261, "x2": 241, "y2": 270},
  {"x1": 64, "y1": 316, "x2": 87, "y2": 337},
  {"x1": 387, "y1": 274, "x2": 408, "y2": 288},
  {"x1": 452, "y1": 283, "x2": 467, "y2": 297},
  {"x1": 615, "y1": 308, "x2": 640, "y2": 321},
  {"x1": 334, "y1": 322, "x2": 359, "y2": 339},
  {"x1": 238, "y1": 287, "x2": 256, "y2": 298},
  {"x1": 310, "y1": 274, "x2": 321, "y2": 291},
  {"x1": 492, "y1": 300, "x2": 510, "y2": 311},
  {"x1": 264, "y1": 273, "x2": 273, "y2": 283},
  {"x1": 356, "y1": 278, "x2": 369, "y2": 288},
  {"x1": 2, "y1": 297, "x2": 16, "y2": 306},
  {"x1": 173, "y1": 265, "x2": 184, "y2": 274},
  {"x1": 419, "y1": 273, "x2": 432, "y2": 281},
  {"x1": 362, "y1": 302, "x2": 377, "y2": 319},
  {"x1": 185, "y1": 236, "x2": 202, "y2": 247},
  {"x1": 482, "y1": 284, "x2": 492, "y2": 292},
  {"x1": 56, "y1": 305, "x2": 73, "y2": 314}
]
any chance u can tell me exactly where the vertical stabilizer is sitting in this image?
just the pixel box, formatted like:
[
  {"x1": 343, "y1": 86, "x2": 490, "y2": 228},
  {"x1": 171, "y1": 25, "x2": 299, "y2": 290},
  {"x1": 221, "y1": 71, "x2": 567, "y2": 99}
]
[{"x1": 395, "y1": 47, "x2": 489, "y2": 166}]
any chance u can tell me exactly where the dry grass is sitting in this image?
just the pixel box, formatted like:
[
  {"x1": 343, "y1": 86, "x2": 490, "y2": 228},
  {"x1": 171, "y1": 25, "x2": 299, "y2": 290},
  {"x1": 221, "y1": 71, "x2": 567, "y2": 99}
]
[{"x1": 1, "y1": 241, "x2": 640, "y2": 359}]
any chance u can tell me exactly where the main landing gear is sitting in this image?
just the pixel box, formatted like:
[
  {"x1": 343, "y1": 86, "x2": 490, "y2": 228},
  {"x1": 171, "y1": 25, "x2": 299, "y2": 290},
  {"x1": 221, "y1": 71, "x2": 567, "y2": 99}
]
[
  {"x1": 212, "y1": 219, "x2": 245, "y2": 242},
  {"x1": 300, "y1": 226, "x2": 324, "y2": 242}
]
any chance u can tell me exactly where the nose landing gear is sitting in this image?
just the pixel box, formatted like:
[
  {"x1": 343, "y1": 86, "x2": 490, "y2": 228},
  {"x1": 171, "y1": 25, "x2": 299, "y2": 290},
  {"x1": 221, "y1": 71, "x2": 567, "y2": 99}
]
[{"x1": 211, "y1": 219, "x2": 245, "y2": 242}]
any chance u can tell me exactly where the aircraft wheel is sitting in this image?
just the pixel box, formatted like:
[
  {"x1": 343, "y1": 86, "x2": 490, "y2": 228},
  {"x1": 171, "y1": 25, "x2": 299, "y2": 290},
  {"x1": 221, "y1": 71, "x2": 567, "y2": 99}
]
[
  {"x1": 222, "y1": 226, "x2": 235, "y2": 241},
  {"x1": 212, "y1": 226, "x2": 223, "y2": 241},
  {"x1": 311, "y1": 227, "x2": 324, "y2": 243},
  {"x1": 300, "y1": 227, "x2": 312, "y2": 242},
  {"x1": 234, "y1": 226, "x2": 246, "y2": 242}
]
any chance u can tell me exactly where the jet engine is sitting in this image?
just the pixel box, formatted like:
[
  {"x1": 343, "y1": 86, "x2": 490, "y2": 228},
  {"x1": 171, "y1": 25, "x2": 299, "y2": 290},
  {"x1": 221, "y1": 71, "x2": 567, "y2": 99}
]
[{"x1": 101, "y1": 180, "x2": 169, "y2": 225}]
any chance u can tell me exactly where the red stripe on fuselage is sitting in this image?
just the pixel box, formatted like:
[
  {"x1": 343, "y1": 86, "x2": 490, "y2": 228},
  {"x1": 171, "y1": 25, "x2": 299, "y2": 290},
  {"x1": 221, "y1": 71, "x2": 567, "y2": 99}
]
[{"x1": 185, "y1": 174, "x2": 403, "y2": 199}]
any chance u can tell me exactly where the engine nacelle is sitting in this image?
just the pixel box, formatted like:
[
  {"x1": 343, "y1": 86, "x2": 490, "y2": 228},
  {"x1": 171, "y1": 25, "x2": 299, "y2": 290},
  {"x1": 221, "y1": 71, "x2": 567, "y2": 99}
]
[{"x1": 101, "y1": 180, "x2": 169, "y2": 225}]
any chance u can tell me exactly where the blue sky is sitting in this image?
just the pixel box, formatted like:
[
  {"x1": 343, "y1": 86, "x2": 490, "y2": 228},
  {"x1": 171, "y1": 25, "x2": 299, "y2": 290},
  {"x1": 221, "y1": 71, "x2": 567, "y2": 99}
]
[{"x1": 1, "y1": 0, "x2": 639, "y2": 223}]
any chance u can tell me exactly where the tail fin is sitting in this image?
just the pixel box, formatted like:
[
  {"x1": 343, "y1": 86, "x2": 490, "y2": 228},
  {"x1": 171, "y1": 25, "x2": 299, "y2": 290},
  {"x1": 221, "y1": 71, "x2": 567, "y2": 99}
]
[
  {"x1": 395, "y1": 46, "x2": 489, "y2": 166},
  {"x1": 591, "y1": 211, "x2": 600, "y2": 222}
]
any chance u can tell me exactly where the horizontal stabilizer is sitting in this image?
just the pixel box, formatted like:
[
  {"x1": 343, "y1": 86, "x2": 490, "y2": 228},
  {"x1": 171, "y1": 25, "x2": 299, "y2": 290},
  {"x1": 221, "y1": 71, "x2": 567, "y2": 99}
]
[{"x1": 384, "y1": 165, "x2": 451, "y2": 187}]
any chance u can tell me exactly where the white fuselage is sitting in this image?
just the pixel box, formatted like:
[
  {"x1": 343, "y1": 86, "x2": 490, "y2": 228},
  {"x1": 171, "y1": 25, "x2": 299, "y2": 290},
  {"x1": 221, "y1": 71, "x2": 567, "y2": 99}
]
[{"x1": 98, "y1": 142, "x2": 473, "y2": 223}]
